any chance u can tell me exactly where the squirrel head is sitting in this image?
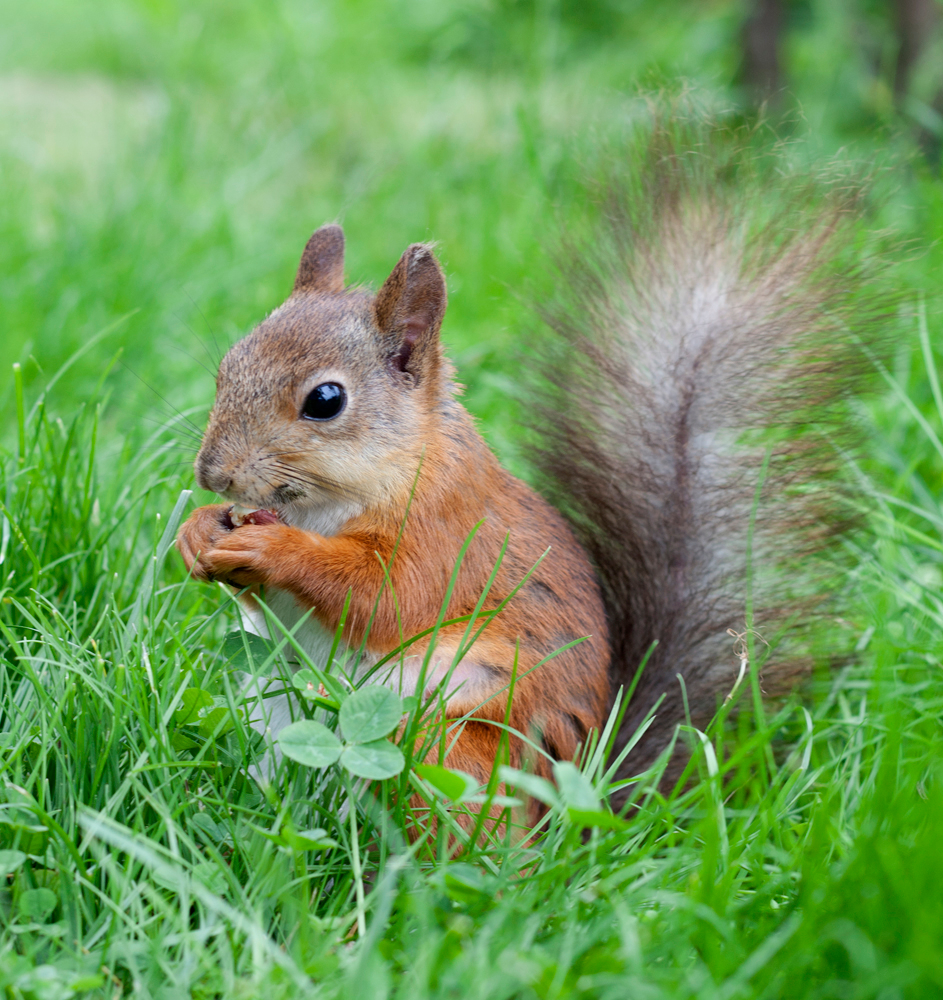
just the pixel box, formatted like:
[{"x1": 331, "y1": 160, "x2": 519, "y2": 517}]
[{"x1": 194, "y1": 223, "x2": 449, "y2": 520}]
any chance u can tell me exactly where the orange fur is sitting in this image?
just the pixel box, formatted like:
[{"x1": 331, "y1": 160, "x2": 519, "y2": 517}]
[{"x1": 177, "y1": 225, "x2": 610, "y2": 803}]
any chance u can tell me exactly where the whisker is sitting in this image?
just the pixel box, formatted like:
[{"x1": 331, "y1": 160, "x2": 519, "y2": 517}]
[
  {"x1": 271, "y1": 461, "x2": 362, "y2": 494},
  {"x1": 270, "y1": 461, "x2": 372, "y2": 504},
  {"x1": 137, "y1": 416, "x2": 204, "y2": 446},
  {"x1": 272, "y1": 466, "x2": 357, "y2": 499},
  {"x1": 169, "y1": 340, "x2": 217, "y2": 379},
  {"x1": 120, "y1": 362, "x2": 207, "y2": 437},
  {"x1": 139, "y1": 411, "x2": 204, "y2": 442},
  {"x1": 182, "y1": 290, "x2": 226, "y2": 370}
]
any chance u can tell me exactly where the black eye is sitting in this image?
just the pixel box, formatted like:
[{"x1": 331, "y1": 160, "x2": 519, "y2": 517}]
[{"x1": 301, "y1": 382, "x2": 346, "y2": 421}]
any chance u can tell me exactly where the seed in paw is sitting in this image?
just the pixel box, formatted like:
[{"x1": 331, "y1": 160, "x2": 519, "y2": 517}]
[
  {"x1": 242, "y1": 508, "x2": 279, "y2": 526},
  {"x1": 225, "y1": 504, "x2": 280, "y2": 528}
]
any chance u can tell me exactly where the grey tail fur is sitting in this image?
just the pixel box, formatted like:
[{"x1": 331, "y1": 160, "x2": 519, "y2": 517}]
[{"x1": 532, "y1": 114, "x2": 890, "y2": 780}]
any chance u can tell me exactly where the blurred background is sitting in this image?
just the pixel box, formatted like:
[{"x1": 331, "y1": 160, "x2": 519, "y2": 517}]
[{"x1": 1, "y1": 0, "x2": 941, "y2": 467}]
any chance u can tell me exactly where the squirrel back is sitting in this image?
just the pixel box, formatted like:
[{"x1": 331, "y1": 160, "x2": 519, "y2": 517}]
[{"x1": 531, "y1": 117, "x2": 886, "y2": 779}]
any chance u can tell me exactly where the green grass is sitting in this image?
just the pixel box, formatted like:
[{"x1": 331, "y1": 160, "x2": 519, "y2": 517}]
[{"x1": 2, "y1": 1, "x2": 943, "y2": 997}]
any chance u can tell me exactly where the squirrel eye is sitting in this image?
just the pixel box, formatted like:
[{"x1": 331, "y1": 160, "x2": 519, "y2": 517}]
[{"x1": 301, "y1": 382, "x2": 346, "y2": 421}]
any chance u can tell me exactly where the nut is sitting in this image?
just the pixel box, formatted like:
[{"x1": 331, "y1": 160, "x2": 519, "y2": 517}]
[{"x1": 224, "y1": 504, "x2": 280, "y2": 528}]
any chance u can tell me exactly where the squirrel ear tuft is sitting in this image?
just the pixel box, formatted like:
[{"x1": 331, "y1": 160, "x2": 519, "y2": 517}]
[
  {"x1": 294, "y1": 224, "x2": 345, "y2": 295},
  {"x1": 374, "y1": 244, "x2": 447, "y2": 382}
]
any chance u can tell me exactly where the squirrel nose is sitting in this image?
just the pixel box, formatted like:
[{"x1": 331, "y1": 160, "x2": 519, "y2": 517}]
[
  {"x1": 206, "y1": 474, "x2": 233, "y2": 495},
  {"x1": 198, "y1": 470, "x2": 232, "y2": 495},
  {"x1": 195, "y1": 453, "x2": 233, "y2": 495}
]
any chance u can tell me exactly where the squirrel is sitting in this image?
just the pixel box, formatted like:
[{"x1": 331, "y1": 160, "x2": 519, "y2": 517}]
[{"x1": 176, "y1": 120, "x2": 882, "y2": 800}]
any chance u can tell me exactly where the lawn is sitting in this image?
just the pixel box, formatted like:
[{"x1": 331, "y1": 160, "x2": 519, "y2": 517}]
[{"x1": 2, "y1": 1, "x2": 943, "y2": 997}]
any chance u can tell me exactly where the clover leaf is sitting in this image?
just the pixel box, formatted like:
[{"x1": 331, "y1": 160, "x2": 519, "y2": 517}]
[
  {"x1": 277, "y1": 720, "x2": 342, "y2": 768},
  {"x1": 339, "y1": 685, "x2": 403, "y2": 743},
  {"x1": 173, "y1": 688, "x2": 214, "y2": 726},
  {"x1": 19, "y1": 887, "x2": 57, "y2": 922},
  {"x1": 277, "y1": 685, "x2": 405, "y2": 779},
  {"x1": 0, "y1": 850, "x2": 26, "y2": 876},
  {"x1": 340, "y1": 739, "x2": 405, "y2": 780},
  {"x1": 221, "y1": 631, "x2": 274, "y2": 672}
]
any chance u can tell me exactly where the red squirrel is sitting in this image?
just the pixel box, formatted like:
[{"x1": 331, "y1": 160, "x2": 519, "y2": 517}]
[{"x1": 177, "y1": 125, "x2": 880, "y2": 796}]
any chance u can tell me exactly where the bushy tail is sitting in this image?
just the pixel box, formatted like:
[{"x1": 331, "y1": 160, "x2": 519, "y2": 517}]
[{"x1": 533, "y1": 113, "x2": 889, "y2": 778}]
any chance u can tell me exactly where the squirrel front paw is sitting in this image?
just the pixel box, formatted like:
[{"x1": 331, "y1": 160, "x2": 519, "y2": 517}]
[
  {"x1": 176, "y1": 504, "x2": 239, "y2": 581},
  {"x1": 196, "y1": 522, "x2": 313, "y2": 589}
]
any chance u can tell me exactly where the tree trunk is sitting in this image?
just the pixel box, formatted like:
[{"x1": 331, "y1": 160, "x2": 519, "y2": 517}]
[
  {"x1": 893, "y1": 0, "x2": 939, "y2": 100},
  {"x1": 741, "y1": 0, "x2": 785, "y2": 104}
]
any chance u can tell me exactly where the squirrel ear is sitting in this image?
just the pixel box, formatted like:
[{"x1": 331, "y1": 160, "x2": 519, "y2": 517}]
[
  {"x1": 294, "y1": 224, "x2": 345, "y2": 295},
  {"x1": 374, "y1": 243, "x2": 447, "y2": 382}
]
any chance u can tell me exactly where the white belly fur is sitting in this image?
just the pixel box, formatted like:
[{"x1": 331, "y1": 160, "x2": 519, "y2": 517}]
[
  {"x1": 237, "y1": 588, "x2": 488, "y2": 740},
  {"x1": 237, "y1": 588, "x2": 341, "y2": 735},
  {"x1": 232, "y1": 500, "x2": 496, "y2": 779},
  {"x1": 234, "y1": 499, "x2": 381, "y2": 772}
]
